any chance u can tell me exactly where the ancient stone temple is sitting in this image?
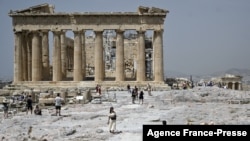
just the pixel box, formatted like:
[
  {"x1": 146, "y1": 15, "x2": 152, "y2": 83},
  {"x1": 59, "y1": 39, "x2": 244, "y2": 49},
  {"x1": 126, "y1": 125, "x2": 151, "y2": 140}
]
[
  {"x1": 8, "y1": 3, "x2": 169, "y2": 88},
  {"x1": 221, "y1": 74, "x2": 243, "y2": 90}
]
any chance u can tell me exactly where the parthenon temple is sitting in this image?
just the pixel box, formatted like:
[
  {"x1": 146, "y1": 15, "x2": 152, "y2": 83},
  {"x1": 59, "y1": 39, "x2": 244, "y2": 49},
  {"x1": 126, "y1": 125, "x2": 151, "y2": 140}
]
[{"x1": 8, "y1": 3, "x2": 169, "y2": 88}]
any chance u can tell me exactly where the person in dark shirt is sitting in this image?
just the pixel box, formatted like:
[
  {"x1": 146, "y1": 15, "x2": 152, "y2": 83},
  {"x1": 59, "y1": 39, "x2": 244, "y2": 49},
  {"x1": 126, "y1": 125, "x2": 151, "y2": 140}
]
[
  {"x1": 127, "y1": 84, "x2": 131, "y2": 94},
  {"x1": 131, "y1": 89, "x2": 136, "y2": 104},
  {"x1": 139, "y1": 90, "x2": 144, "y2": 104},
  {"x1": 162, "y1": 120, "x2": 167, "y2": 125},
  {"x1": 26, "y1": 95, "x2": 33, "y2": 115},
  {"x1": 3, "y1": 99, "x2": 9, "y2": 118},
  {"x1": 134, "y1": 86, "x2": 138, "y2": 100}
]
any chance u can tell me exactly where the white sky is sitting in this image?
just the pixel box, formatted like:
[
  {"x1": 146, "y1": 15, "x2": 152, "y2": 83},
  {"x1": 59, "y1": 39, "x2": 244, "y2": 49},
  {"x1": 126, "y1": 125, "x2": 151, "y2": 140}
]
[{"x1": 0, "y1": 0, "x2": 250, "y2": 80}]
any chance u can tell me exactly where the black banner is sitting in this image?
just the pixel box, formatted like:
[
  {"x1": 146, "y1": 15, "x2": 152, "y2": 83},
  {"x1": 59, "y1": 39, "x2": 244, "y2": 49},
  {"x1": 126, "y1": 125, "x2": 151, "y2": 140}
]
[{"x1": 143, "y1": 125, "x2": 250, "y2": 140}]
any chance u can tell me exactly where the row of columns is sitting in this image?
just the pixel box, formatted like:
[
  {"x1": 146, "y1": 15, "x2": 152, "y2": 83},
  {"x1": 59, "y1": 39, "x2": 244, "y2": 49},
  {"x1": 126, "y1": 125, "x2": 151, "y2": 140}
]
[
  {"x1": 13, "y1": 29, "x2": 164, "y2": 83},
  {"x1": 225, "y1": 82, "x2": 242, "y2": 90}
]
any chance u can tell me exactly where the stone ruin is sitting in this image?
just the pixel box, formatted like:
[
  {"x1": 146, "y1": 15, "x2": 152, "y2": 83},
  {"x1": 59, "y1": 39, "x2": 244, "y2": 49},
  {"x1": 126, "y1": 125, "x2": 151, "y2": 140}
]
[{"x1": 8, "y1": 3, "x2": 170, "y2": 90}]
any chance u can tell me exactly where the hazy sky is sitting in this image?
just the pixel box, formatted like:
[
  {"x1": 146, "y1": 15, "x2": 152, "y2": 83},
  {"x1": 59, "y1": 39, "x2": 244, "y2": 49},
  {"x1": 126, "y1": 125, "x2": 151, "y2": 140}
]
[{"x1": 0, "y1": 0, "x2": 250, "y2": 80}]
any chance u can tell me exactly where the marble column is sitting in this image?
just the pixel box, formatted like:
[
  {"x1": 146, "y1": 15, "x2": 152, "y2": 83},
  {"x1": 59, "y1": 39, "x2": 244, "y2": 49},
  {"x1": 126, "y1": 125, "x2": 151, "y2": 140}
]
[
  {"x1": 73, "y1": 30, "x2": 83, "y2": 81},
  {"x1": 39, "y1": 34, "x2": 43, "y2": 81},
  {"x1": 27, "y1": 33, "x2": 32, "y2": 81},
  {"x1": 22, "y1": 32, "x2": 28, "y2": 81},
  {"x1": 238, "y1": 82, "x2": 242, "y2": 90},
  {"x1": 52, "y1": 31, "x2": 62, "y2": 81},
  {"x1": 81, "y1": 30, "x2": 86, "y2": 80},
  {"x1": 153, "y1": 30, "x2": 164, "y2": 82},
  {"x1": 31, "y1": 31, "x2": 42, "y2": 81},
  {"x1": 41, "y1": 30, "x2": 50, "y2": 80},
  {"x1": 94, "y1": 31, "x2": 104, "y2": 82},
  {"x1": 115, "y1": 30, "x2": 125, "y2": 81},
  {"x1": 232, "y1": 82, "x2": 235, "y2": 90},
  {"x1": 14, "y1": 31, "x2": 22, "y2": 82},
  {"x1": 137, "y1": 30, "x2": 146, "y2": 81},
  {"x1": 60, "y1": 31, "x2": 67, "y2": 79}
]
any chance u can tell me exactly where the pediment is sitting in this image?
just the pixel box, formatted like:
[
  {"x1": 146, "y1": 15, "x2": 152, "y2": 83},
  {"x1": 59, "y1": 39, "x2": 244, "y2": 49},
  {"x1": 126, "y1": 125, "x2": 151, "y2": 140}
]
[{"x1": 10, "y1": 3, "x2": 54, "y2": 14}]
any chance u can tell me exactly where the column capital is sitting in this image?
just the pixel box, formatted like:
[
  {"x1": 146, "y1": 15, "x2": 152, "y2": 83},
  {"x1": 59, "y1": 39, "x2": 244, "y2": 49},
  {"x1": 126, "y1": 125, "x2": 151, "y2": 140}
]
[
  {"x1": 14, "y1": 31, "x2": 22, "y2": 35},
  {"x1": 93, "y1": 30, "x2": 103, "y2": 33},
  {"x1": 137, "y1": 29, "x2": 146, "y2": 34},
  {"x1": 115, "y1": 29, "x2": 124, "y2": 33},
  {"x1": 40, "y1": 29, "x2": 50, "y2": 33},
  {"x1": 72, "y1": 30, "x2": 82, "y2": 34},
  {"x1": 52, "y1": 30, "x2": 62, "y2": 35},
  {"x1": 154, "y1": 29, "x2": 164, "y2": 33},
  {"x1": 29, "y1": 30, "x2": 40, "y2": 36},
  {"x1": 13, "y1": 28, "x2": 23, "y2": 33},
  {"x1": 29, "y1": 30, "x2": 40, "y2": 33},
  {"x1": 72, "y1": 28, "x2": 84, "y2": 33}
]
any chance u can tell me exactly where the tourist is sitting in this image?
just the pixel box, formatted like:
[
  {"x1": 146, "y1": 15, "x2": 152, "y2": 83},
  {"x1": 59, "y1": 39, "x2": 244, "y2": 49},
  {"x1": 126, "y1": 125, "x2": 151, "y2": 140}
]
[
  {"x1": 55, "y1": 93, "x2": 63, "y2": 116},
  {"x1": 26, "y1": 95, "x2": 33, "y2": 115},
  {"x1": 2, "y1": 99, "x2": 9, "y2": 118},
  {"x1": 107, "y1": 106, "x2": 116, "y2": 133},
  {"x1": 127, "y1": 84, "x2": 131, "y2": 94},
  {"x1": 131, "y1": 89, "x2": 136, "y2": 104},
  {"x1": 139, "y1": 90, "x2": 144, "y2": 104},
  {"x1": 134, "y1": 86, "x2": 138, "y2": 100},
  {"x1": 34, "y1": 105, "x2": 42, "y2": 115},
  {"x1": 98, "y1": 85, "x2": 101, "y2": 95},
  {"x1": 147, "y1": 83, "x2": 152, "y2": 96},
  {"x1": 96, "y1": 84, "x2": 99, "y2": 94},
  {"x1": 162, "y1": 120, "x2": 167, "y2": 125}
]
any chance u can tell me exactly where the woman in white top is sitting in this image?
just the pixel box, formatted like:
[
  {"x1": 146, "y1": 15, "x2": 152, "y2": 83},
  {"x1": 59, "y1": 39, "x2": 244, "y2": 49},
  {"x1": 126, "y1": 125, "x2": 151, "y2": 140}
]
[{"x1": 107, "y1": 107, "x2": 116, "y2": 133}]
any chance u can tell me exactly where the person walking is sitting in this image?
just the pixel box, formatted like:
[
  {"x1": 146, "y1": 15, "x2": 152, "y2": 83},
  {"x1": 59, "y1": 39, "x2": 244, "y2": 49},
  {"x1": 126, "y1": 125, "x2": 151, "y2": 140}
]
[
  {"x1": 26, "y1": 95, "x2": 33, "y2": 115},
  {"x1": 131, "y1": 89, "x2": 136, "y2": 104},
  {"x1": 134, "y1": 86, "x2": 138, "y2": 100},
  {"x1": 55, "y1": 93, "x2": 63, "y2": 116},
  {"x1": 2, "y1": 99, "x2": 9, "y2": 118},
  {"x1": 107, "y1": 107, "x2": 116, "y2": 133},
  {"x1": 147, "y1": 83, "x2": 152, "y2": 96},
  {"x1": 127, "y1": 84, "x2": 131, "y2": 94},
  {"x1": 139, "y1": 90, "x2": 144, "y2": 104},
  {"x1": 98, "y1": 85, "x2": 102, "y2": 95}
]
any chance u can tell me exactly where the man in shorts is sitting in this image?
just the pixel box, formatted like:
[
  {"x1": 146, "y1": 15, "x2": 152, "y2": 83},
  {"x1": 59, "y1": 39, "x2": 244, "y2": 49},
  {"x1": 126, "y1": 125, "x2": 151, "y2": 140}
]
[{"x1": 55, "y1": 93, "x2": 63, "y2": 116}]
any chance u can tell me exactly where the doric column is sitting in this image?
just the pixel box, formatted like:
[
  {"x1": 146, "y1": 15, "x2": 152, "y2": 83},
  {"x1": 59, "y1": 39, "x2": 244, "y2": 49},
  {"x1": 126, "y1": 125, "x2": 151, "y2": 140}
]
[
  {"x1": 13, "y1": 31, "x2": 22, "y2": 82},
  {"x1": 94, "y1": 30, "x2": 104, "y2": 82},
  {"x1": 136, "y1": 30, "x2": 146, "y2": 82},
  {"x1": 81, "y1": 30, "x2": 86, "y2": 80},
  {"x1": 39, "y1": 33, "x2": 43, "y2": 81},
  {"x1": 60, "y1": 31, "x2": 67, "y2": 79},
  {"x1": 238, "y1": 82, "x2": 242, "y2": 90},
  {"x1": 232, "y1": 82, "x2": 235, "y2": 90},
  {"x1": 41, "y1": 30, "x2": 50, "y2": 80},
  {"x1": 153, "y1": 29, "x2": 164, "y2": 82},
  {"x1": 22, "y1": 32, "x2": 28, "y2": 81},
  {"x1": 52, "y1": 30, "x2": 62, "y2": 81},
  {"x1": 115, "y1": 30, "x2": 125, "y2": 81},
  {"x1": 73, "y1": 30, "x2": 83, "y2": 81},
  {"x1": 31, "y1": 31, "x2": 42, "y2": 81},
  {"x1": 27, "y1": 33, "x2": 32, "y2": 81}
]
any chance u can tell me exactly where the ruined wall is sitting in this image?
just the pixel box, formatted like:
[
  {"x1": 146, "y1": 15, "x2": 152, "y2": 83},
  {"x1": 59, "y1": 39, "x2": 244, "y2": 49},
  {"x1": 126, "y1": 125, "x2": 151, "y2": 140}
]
[{"x1": 84, "y1": 36, "x2": 139, "y2": 78}]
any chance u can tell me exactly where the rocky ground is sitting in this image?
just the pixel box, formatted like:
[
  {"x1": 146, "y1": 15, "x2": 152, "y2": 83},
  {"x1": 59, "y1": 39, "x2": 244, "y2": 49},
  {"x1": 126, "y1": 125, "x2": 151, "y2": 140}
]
[{"x1": 0, "y1": 86, "x2": 250, "y2": 141}]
